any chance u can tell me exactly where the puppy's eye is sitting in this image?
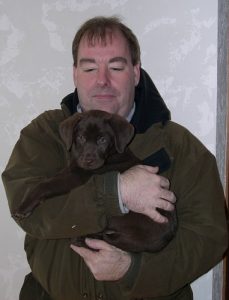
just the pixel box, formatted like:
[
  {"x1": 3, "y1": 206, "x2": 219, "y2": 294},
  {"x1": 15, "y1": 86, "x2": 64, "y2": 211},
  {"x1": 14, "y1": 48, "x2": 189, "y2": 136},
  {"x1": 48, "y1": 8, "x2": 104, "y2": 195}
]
[
  {"x1": 77, "y1": 135, "x2": 86, "y2": 144},
  {"x1": 97, "y1": 136, "x2": 107, "y2": 145}
]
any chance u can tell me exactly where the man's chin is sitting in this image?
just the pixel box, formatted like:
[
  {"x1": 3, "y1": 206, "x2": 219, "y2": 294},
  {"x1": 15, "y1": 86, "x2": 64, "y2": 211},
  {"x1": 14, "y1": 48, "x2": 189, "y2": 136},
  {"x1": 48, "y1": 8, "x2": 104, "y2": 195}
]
[
  {"x1": 80, "y1": 102, "x2": 120, "y2": 115},
  {"x1": 91, "y1": 105, "x2": 118, "y2": 115}
]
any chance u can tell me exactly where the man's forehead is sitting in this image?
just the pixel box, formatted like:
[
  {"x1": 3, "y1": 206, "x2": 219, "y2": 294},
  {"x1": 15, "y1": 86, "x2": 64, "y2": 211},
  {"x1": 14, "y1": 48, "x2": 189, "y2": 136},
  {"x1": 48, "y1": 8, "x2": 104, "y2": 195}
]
[
  {"x1": 78, "y1": 56, "x2": 128, "y2": 66},
  {"x1": 80, "y1": 28, "x2": 126, "y2": 48}
]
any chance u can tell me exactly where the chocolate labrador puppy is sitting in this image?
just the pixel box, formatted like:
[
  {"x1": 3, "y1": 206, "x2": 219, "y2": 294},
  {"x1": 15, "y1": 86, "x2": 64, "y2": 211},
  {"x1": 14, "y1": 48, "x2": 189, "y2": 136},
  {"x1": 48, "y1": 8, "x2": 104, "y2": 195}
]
[{"x1": 13, "y1": 110, "x2": 177, "y2": 252}]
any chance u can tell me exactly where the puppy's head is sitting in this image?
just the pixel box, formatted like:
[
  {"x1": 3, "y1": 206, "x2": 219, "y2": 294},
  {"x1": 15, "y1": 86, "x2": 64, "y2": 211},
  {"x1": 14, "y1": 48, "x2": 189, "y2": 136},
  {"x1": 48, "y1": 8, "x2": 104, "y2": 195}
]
[{"x1": 59, "y1": 110, "x2": 135, "y2": 170}]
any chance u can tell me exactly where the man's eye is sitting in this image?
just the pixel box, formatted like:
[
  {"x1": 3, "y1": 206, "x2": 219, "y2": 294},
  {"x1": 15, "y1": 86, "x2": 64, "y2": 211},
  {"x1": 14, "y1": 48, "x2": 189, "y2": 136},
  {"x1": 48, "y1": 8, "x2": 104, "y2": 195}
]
[
  {"x1": 81, "y1": 64, "x2": 97, "y2": 72},
  {"x1": 83, "y1": 68, "x2": 96, "y2": 72},
  {"x1": 110, "y1": 66, "x2": 124, "y2": 71}
]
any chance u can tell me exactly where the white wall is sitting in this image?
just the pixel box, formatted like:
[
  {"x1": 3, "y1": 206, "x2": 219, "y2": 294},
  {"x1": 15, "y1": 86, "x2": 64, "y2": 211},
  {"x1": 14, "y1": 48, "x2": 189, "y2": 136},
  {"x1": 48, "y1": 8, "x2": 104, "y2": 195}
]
[{"x1": 0, "y1": 1, "x2": 218, "y2": 299}]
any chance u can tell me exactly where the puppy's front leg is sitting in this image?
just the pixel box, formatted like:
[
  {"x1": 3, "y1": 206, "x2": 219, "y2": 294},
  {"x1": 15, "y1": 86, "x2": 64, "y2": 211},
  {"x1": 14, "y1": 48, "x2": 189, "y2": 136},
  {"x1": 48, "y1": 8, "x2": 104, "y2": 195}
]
[
  {"x1": 13, "y1": 178, "x2": 63, "y2": 220},
  {"x1": 13, "y1": 170, "x2": 90, "y2": 220}
]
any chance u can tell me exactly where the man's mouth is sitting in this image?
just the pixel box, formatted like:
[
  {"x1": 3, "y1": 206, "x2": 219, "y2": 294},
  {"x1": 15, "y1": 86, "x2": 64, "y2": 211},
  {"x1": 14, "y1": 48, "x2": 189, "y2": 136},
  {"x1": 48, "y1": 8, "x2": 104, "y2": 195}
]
[
  {"x1": 93, "y1": 93, "x2": 115, "y2": 98},
  {"x1": 93, "y1": 94, "x2": 116, "y2": 100}
]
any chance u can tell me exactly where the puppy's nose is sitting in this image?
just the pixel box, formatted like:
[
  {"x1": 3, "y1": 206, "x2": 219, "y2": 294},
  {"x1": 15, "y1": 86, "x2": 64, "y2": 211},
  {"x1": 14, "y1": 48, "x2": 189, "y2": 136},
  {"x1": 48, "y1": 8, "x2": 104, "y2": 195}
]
[
  {"x1": 85, "y1": 154, "x2": 94, "y2": 164},
  {"x1": 85, "y1": 158, "x2": 94, "y2": 164}
]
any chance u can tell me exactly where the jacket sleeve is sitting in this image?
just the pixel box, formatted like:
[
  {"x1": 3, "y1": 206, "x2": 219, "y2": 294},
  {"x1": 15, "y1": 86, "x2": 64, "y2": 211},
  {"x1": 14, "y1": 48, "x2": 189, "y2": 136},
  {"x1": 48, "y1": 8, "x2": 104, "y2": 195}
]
[
  {"x1": 118, "y1": 144, "x2": 228, "y2": 297},
  {"x1": 1, "y1": 114, "x2": 123, "y2": 239}
]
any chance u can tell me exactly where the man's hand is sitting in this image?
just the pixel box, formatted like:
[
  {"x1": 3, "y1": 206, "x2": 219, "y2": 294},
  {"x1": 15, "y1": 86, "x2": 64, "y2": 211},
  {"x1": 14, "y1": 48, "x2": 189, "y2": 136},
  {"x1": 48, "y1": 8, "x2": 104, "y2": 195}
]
[
  {"x1": 119, "y1": 165, "x2": 176, "y2": 223},
  {"x1": 71, "y1": 238, "x2": 131, "y2": 281}
]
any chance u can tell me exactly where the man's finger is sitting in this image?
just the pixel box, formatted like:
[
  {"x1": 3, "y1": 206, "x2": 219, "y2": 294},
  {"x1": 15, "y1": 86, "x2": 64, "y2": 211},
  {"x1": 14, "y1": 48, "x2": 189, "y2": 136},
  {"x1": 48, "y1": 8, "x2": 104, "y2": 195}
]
[
  {"x1": 159, "y1": 177, "x2": 170, "y2": 189},
  {"x1": 147, "y1": 210, "x2": 168, "y2": 223},
  {"x1": 70, "y1": 244, "x2": 94, "y2": 259},
  {"x1": 85, "y1": 238, "x2": 111, "y2": 250},
  {"x1": 161, "y1": 189, "x2": 176, "y2": 204},
  {"x1": 137, "y1": 165, "x2": 159, "y2": 173}
]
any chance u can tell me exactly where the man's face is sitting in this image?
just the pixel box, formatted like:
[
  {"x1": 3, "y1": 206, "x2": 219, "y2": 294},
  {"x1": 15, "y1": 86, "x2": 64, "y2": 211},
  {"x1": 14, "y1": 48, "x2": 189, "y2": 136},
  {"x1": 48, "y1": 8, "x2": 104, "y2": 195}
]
[{"x1": 73, "y1": 30, "x2": 140, "y2": 118}]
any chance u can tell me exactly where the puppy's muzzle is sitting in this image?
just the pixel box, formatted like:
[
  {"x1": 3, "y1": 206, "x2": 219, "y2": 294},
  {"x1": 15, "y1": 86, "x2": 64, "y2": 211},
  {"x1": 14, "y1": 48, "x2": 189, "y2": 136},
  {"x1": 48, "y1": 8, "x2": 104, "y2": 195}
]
[{"x1": 78, "y1": 153, "x2": 105, "y2": 170}]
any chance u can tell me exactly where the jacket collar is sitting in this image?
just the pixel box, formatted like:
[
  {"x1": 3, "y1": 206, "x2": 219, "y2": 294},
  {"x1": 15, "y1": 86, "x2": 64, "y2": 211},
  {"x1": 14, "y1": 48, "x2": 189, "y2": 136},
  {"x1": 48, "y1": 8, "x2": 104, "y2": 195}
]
[{"x1": 61, "y1": 68, "x2": 170, "y2": 134}]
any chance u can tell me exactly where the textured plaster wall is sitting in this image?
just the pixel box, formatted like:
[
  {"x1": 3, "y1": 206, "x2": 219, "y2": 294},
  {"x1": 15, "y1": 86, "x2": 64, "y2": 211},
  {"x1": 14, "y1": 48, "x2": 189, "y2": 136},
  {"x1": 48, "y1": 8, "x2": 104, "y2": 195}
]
[{"x1": 0, "y1": 1, "x2": 218, "y2": 299}]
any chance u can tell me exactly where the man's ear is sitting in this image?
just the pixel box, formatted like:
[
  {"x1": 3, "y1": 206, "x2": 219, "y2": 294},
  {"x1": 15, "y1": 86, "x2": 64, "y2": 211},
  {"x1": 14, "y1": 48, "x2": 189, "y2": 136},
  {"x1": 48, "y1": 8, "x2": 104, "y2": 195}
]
[
  {"x1": 73, "y1": 66, "x2": 78, "y2": 88},
  {"x1": 59, "y1": 113, "x2": 82, "y2": 150},
  {"x1": 108, "y1": 115, "x2": 135, "y2": 153},
  {"x1": 134, "y1": 63, "x2": 141, "y2": 86}
]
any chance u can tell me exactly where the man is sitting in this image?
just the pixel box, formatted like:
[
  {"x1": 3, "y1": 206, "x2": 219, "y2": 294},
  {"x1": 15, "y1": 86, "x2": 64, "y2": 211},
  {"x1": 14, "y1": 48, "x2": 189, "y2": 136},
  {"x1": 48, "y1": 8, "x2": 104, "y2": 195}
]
[{"x1": 2, "y1": 16, "x2": 228, "y2": 300}]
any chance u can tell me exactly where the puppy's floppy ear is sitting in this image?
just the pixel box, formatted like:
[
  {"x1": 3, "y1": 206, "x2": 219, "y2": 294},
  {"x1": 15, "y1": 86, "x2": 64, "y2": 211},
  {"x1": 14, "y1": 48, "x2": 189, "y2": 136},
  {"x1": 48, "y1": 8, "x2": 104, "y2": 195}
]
[
  {"x1": 59, "y1": 113, "x2": 83, "y2": 150},
  {"x1": 108, "y1": 114, "x2": 135, "y2": 153}
]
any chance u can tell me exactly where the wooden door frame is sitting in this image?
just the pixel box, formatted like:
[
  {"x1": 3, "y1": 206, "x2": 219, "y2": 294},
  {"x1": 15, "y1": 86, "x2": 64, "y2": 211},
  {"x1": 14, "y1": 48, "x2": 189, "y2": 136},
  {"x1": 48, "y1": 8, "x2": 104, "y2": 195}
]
[
  {"x1": 224, "y1": 144, "x2": 229, "y2": 297},
  {"x1": 214, "y1": 0, "x2": 229, "y2": 299},
  {"x1": 223, "y1": 64, "x2": 229, "y2": 299}
]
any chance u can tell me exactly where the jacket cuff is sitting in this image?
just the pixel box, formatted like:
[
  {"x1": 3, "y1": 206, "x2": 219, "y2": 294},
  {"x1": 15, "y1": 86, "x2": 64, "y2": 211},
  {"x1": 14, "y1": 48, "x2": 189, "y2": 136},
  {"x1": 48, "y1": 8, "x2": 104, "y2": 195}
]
[
  {"x1": 118, "y1": 252, "x2": 142, "y2": 293},
  {"x1": 95, "y1": 171, "x2": 123, "y2": 217},
  {"x1": 117, "y1": 173, "x2": 129, "y2": 214}
]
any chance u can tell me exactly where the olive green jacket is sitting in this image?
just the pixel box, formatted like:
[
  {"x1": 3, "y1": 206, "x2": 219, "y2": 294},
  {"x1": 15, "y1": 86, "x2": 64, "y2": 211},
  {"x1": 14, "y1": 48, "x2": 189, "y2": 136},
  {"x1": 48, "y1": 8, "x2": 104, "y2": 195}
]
[{"x1": 2, "y1": 70, "x2": 228, "y2": 300}]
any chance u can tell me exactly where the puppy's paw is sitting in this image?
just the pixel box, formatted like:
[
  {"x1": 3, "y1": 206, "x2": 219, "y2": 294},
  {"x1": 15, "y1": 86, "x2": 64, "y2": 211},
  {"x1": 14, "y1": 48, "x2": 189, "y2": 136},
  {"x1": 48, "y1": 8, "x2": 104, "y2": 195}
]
[
  {"x1": 12, "y1": 210, "x2": 32, "y2": 220},
  {"x1": 71, "y1": 236, "x2": 87, "y2": 248},
  {"x1": 71, "y1": 232, "x2": 104, "y2": 251}
]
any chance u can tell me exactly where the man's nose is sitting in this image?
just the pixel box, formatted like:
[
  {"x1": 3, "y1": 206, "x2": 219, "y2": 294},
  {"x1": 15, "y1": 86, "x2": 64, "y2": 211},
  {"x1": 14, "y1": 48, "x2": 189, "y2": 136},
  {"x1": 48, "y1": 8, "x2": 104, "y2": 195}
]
[{"x1": 96, "y1": 67, "x2": 110, "y2": 86}]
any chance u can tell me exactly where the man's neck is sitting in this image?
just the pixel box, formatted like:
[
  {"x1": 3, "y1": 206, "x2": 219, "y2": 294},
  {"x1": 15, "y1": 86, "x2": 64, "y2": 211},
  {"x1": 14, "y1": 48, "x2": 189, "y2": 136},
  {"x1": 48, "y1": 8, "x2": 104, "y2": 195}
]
[{"x1": 76, "y1": 103, "x2": 136, "y2": 122}]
